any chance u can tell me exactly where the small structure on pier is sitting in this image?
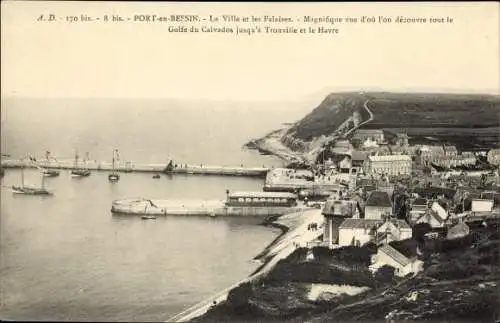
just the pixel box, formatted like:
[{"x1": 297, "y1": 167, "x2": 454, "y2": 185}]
[{"x1": 225, "y1": 191, "x2": 298, "y2": 207}]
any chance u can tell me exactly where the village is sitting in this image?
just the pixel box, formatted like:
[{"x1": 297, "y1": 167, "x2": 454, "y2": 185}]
[{"x1": 263, "y1": 127, "x2": 500, "y2": 278}]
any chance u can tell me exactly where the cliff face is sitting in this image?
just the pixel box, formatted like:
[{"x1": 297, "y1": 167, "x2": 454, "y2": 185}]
[
  {"x1": 278, "y1": 92, "x2": 500, "y2": 157},
  {"x1": 281, "y1": 92, "x2": 368, "y2": 152}
]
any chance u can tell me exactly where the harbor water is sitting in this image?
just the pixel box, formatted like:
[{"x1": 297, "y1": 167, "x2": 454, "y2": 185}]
[{"x1": 0, "y1": 98, "x2": 310, "y2": 321}]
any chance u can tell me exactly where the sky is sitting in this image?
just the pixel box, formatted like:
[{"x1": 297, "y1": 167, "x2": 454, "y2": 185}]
[{"x1": 1, "y1": 1, "x2": 499, "y2": 101}]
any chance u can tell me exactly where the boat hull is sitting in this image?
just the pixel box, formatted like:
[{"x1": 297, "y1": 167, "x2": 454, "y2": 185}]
[
  {"x1": 108, "y1": 173, "x2": 120, "y2": 182},
  {"x1": 43, "y1": 170, "x2": 60, "y2": 177},
  {"x1": 71, "y1": 170, "x2": 91, "y2": 177},
  {"x1": 12, "y1": 186, "x2": 52, "y2": 195}
]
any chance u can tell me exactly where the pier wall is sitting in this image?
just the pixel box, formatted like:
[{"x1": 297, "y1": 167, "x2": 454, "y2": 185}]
[
  {"x1": 1, "y1": 159, "x2": 269, "y2": 177},
  {"x1": 110, "y1": 199, "x2": 305, "y2": 217}
]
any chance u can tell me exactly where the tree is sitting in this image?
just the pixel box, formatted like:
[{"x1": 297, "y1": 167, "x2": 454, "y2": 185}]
[{"x1": 374, "y1": 265, "x2": 395, "y2": 284}]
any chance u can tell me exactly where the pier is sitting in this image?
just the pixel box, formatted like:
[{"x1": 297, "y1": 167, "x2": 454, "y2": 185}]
[{"x1": 0, "y1": 159, "x2": 270, "y2": 178}]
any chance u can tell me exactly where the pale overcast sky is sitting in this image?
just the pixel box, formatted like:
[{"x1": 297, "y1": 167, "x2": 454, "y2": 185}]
[{"x1": 1, "y1": 2, "x2": 499, "y2": 101}]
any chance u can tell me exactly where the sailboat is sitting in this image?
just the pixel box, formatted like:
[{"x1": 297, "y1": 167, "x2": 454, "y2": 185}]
[
  {"x1": 71, "y1": 151, "x2": 91, "y2": 177},
  {"x1": 141, "y1": 199, "x2": 157, "y2": 220},
  {"x1": 12, "y1": 165, "x2": 52, "y2": 195},
  {"x1": 40, "y1": 151, "x2": 60, "y2": 177},
  {"x1": 108, "y1": 149, "x2": 120, "y2": 182}
]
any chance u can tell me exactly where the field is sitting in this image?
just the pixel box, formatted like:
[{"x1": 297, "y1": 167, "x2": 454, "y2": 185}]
[
  {"x1": 382, "y1": 127, "x2": 500, "y2": 150},
  {"x1": 285, "y1": 92, "x2": 500, "y2": 149}
]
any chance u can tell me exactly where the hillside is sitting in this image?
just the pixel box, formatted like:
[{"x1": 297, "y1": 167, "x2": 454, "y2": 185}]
[
  {"x1": 277, "y1": 92, "x2": 500, "y2": 155},
  {"x1": 195, "y1": 223, "x2": 500, "y2": 323}
]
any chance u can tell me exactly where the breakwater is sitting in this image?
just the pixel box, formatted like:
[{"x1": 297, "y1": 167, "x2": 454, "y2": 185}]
[
  {"x1": 0, "y1": 159, "x2": 269, "y2": 177},
  {"x1": 111, "y1": 198, "x2": 306, "y2": 217}
]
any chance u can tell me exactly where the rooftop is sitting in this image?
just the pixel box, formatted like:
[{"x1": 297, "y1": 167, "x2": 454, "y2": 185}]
[
  {"x1": 412, "y1": 198, "x2": 428, "y2": 206},
  {"x1": 339, "y1": 218, "x2": 382, "y2": 229},
  {"x1": 228, "y1": 191, "x2": 297, "y2": 199},
  {"x1": 368, "y1": 155, "x2": 412, "y2": 162},
  {"x1": 366, "y1": 191, "x2": 392, "y2": 207},
  {"x1": 354, "y1": 129, "x2": 384, "y2": 135},
  {"x1": 352, "y1": 151, "x2": 369, "y2": 161},
  {"x1": 378, "y1": 244, "x2": 411, "y2": 267}
]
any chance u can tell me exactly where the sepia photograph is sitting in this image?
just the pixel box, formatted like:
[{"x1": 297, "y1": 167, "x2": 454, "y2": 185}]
[{"x1": 1, "y1": 1, "x2": 499, "y2": 322}]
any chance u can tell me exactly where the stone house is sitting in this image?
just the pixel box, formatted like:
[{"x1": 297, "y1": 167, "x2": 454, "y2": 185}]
[
  {"x1": 369, "y1": 242, "x2": 424, "y2": 277},
  {"x1": 338, "y1": 219, "x2": 382, "y2": 247},
  {"x1": 364, "y1": 190, "x2": 393, "y2": 220},
  {"x1": 374, "y1": 218, "x2": 412, "y2": 245}
]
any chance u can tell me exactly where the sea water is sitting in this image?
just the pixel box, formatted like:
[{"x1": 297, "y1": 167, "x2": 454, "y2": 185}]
[{"x1": 0, "y1": 97, "x2": 310, "y2": 321}]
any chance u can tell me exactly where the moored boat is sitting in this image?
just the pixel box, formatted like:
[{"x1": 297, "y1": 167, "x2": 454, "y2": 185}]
[
  {"x1": 12, "y1": 164, "x2": 53, "y2": 195},
  {"x1": 108, "y1": 149, "x2": 120, "y2": 182},
  {"x1": 42, "y1": 168, "x2": 60, "y2": 177},
  {"x1": 71, "y1": 151, "x2": 91, "y2": 177}
]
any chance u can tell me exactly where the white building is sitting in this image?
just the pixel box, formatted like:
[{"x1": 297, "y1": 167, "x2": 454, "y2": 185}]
[
  {"x1": 352, "y1": 129, "x2": 385, "y2": 144},
  {"x1": 408, "y1": 198, "x2": 428, "y2": 223},
  {"x1": 369, "y1": 244, "x2": 424, "y2": 277},
  {"x1": 415, "y1": 201, "x2": 448, "y2": 228},
  {"x1": 364, "y1": 190, "x2": 393, "y2": 220},
  {"x1": 374, "y1": 219, "x2": 412, "y2": 245},
  {"x1": 367, "y1": 155, "x2": 412, "y2": 176},
  {"x1": 338, "y1": 219, "x2": 382, "y2": 247},
  {"x1": 471, "y1": 199, "x2": 494, "y2": 213},
  {"x1": 322, "y1": 199, "x2": 360, "y2": 248}
]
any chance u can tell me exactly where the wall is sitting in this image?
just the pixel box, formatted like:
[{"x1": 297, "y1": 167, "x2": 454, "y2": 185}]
[
  {"x1": 338, "y1": 227, "x2": 373, "y2": 246},
  {"x1": 471, "y1": 199, "x2": 494, "y2": 212},
  {"x1": 365, "y1": 206, "x2": 392, "y2": 220}
]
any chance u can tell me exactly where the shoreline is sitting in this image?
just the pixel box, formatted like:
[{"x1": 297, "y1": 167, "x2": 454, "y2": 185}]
[
  {"x1": 244, "y1": 128, "x2": 306, "y2": 165},
  {"x1": 167, "y1": 208, "x2": 323, "y2": 322}
]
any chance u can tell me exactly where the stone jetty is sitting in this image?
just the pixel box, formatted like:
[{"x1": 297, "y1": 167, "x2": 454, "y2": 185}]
[{"x1": 0, "y1": 159, "x2": 269, "y2": 178}]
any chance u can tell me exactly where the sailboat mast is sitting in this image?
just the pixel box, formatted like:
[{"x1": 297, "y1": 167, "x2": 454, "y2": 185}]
[
  {"x1": 41, "y1": 172, "x2": 45, "y2": 189},
  {"x1": 112, "y1": 150, "x2": 115, "y2": 171}
]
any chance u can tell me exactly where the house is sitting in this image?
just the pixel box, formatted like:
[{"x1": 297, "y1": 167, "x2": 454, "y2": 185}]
[
  {"x1": 364, "y1": 190, "x2": 392, "y2": 220},
  {"x1": 471, "y1": 199, "x2": 494, "y2": 212},
  {"x1": 369, "y1": 241, "x2": 424, "y2": 277},
  {"x1": 408, "y1": 197, "x2": 428, "y2": 223},
  {"x1": 351, "y1": 151, "x2": 368, "y2": 168},
  {"x1": 487, "y1": 148, "x2": 500, "y2": 166},
  {"x1": 367, "y1": 154, "x2": 412, "y2": 176},
  {"x1": 322, "y1": 199, "x2": 360, "y2": 248},
  {"x1": 352, "y1": 129, "x2": 385, "y2": 144},
  {"x1": 446, "y1": 222, "x2": 470, "y2": 240},
  {"x1": 322, "y1": 199, "x2": 359, "y2": 218},
  {"x1": 374, "y1": 218, "x2": 412, "y2": 245},
  {"x1": 415, "y1": 201, "x2": 449, "y2": 228},
  {"x1": 338, "y1": 218, "x2": 382, "y2": 246}
]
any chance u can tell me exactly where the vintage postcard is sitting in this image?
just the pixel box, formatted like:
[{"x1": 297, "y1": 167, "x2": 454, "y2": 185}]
[{"x1": 1, "y1": 1, "x2": 499, "y2": 322}]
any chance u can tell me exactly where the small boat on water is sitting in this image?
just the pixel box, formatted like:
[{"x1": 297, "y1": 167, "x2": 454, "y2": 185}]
[
  {"x1": 12, "y1": 166, "x2": 52, "y2": 195},
  {"x1": 108, "y1": 149, "x2": 120, "y2": 182},
  {"x1": 71, "y1": 151, "x2": 91, "y2": 177},
  {"x1": 42, "y1": 168, "x2": 60, "y2": 177},
  {"x1": 40, "y1": 151, "x2": 60, "y2": 177},
  {"x1": 152, "y1": 174, "x2": 160, "y2": 179},
  {"x1": 141, "y1": 200, "x2": 157, "y2": 219}
]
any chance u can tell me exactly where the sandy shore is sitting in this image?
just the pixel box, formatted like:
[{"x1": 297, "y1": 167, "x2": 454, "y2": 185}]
[{"x1": 245, "y1": 128, "x2": 306, "y2": 164}]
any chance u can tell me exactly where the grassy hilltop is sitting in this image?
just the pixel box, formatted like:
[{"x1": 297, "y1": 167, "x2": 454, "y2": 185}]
[{"x1": 281, "y1": 92, "x2": 500, "y2": 152}]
